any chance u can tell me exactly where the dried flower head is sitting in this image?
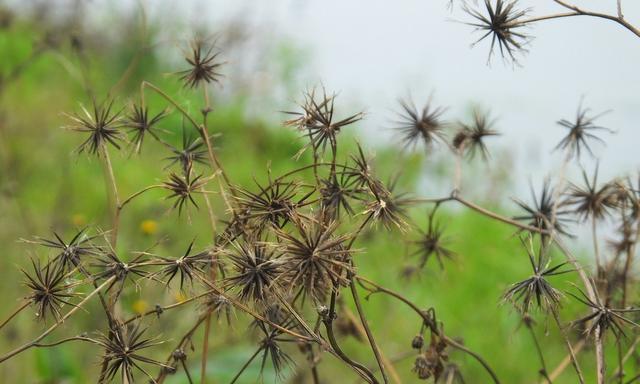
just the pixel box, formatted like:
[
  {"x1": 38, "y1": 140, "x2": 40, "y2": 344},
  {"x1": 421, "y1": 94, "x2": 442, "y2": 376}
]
[
  {"x1": 319, "y1": 172, "x2": 365, "y2": 219},
  {"x1": 164, "y1": 130, "x2": 208, "y2": 173},
  {"x1": 413, "y1": 335, "x2": 448, "y2": 381},
  {"x1": 179, "y1": 39, "x2": 223, "y2": 88},
  {"x1": 201, "y1": 293, "x2": 234, "y2": 325},
  {"x1": 65, "y1": 99, "x2": 124, "y2": 155},
  {"x1": 98, "y1": 323, "x2": 167, "y2": 383},
  {"x1": 555, "y1": 104, "x2": 612, "y2": 160},
  {"x1": 22, "y1": 259, "x2": 77, "y2": 322},
  {"x1": 92, "y1": 251, "x2": 148, "y2": 283},
  {"x1": 224, "y1": 240, "x2": 281, "y2": 304},
  {"x1": 275, "y1": 219, "x2": 354, "y2": 301},
  {"x1": 365, "y1": 178, "x2": 413, "y2": 232},
  {"x1": 464, "y1": 0, "x2": 531, "y2": 64},
  {"x1": 411, "y1": 220, "x2": 455, "y2": 270},
  {"x1": 343, "y1": 142, "x2": 376, "y2": 189},
  {"x1": 153, "y1": 241, "x2": 210, "y2": 290},
  {"x1": 569, "y1": 287, "x2": 640, "y2": 340},
  {"x1": 234, "y1": 178, "x2": 310, "y2": 230},
  {"x1": 452, "y1": 109, "x2": 499, "y2": 160},
  {"x1": 503, "y1": 236, "x2": 570, "y2": 314},
  {"x1": 163, "y1": 170, "x2": 207, "y2": 215},
  {"x1": 394, "y1": 97, "x2": 447, "y2": 152},
  {"x1": 513, "y1": 181, "x2": 572, "y2": 236},
  {"x1": 29, "y1": 228, "x2": 102, "y2": 271},
  {"x1": 286, "y1": 88, "x2": 363, "y2": 157},
  {"x1": 567, "y1": 165, "x2": 617, "y2": 222},
  {"x1": 124, "y1": 104, "x2": 168, "y2": 153},
  {"x1": 253, "y1": 319, "x2": 296, "y2": 379}
]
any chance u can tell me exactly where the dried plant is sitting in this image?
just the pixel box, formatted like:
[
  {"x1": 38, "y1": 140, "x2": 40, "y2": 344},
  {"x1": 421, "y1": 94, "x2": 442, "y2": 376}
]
[{"x1": 3, "y1": 6, "x2": 640, "y2": 384}]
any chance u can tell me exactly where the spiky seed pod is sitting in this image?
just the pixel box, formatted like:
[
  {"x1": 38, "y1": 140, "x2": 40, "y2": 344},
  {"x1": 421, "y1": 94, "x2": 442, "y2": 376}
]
[
  {"x1": 152, "y1": 241, "x2": 211, "y2": 290},
  {"x1": 274, "y1": 219, "x2": 354, "y2": 301},
  {"x1": 233, "y1": 179, "x2": 312, "y2": 230},
  {"x1": 411, "y1": 221, "x2": 455, "y2": 270},
  {"x1": 65, "y1": 99, "x2": 124, "y2": 155},
  {"x1": 98, "y1": 323, "x2": 167, "y2": 383},
  {"x1": 285, "y1": 87, "x2": 363, "y2": 157},
  {"x1": 464, "y1": 0, "x2": 531, "y2": 64},
  {"x1": 179, "y1": 39, "x2": 223, "y2": 88},
  {"x1": 567, "y1": 165, "x2": 618, "y2": 222},
  {"x1": 22, "y1": 259, "x2": 77, "y2": 322},
  {"x1": 164, "y1": 130, "x2": 208, "y2": 173},
  {"x1": 319, "y1": 171, "x2": 365, "y2": 219},
  {"x1": 91, "y1": 252, "x2": 148, "y2": 283},
  {"x1": 452, "y1": 109, "x2": 499, "y2": 160},
  {"x1": 162, "y1": 169, "x2": 207, "y2": 215},
  {"x1": 364, "y1": 178, "x2": 413, "y2": 232},
  {"x1": 503, "y1": 236, "x2": 570, "y2": 315},
  {"x1": 224, "y1": 240, "x2": 281, "y2": 304},
  {"x1": 513, "y1": 181, "x2": 572, "y2": 236},
  {"x1": 394, "y1": 98, "x2": 447, "y2": 152},
  {"x1": 254, "y1": 320, "x2": 296, "y2": 379},
  {"x1": 413, "y1": 337, "x2": 448, "y2": 381},
  {"x1": 568, "y1": 288, "x2": 640, "y2": 341},
  {"x1": 555, "y1": 105, "x2": 612, "y2": 160},
  {"x1": 201, "y1": 293, "x2": 234, "y2": 325},
  {"x1": 412, "y1": 334, "x2": 425, "y2": 350},
  {"x1": 343, "y1": 142, "x2": 376, "y2": 189},
  {"x1": 124, "y1": 104, "x2": 168, "y2": 153},
  {"x1": 29, "y1": 229, "x2": 102, "y2": 271}
]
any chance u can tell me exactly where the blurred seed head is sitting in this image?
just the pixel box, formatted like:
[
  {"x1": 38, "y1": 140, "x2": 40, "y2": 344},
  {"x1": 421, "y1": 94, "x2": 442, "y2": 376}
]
[
  {"x1": 394, "y1": 97, "x2": 447, "y2": 152},
  {"x1": 179, "y1": 38, "x2": 224, "y2": 88},
  {"x1": 452, "y1": 109, "x2": 499, "y2": 160},
  {"x1": 555, "y1": 104, "x2": 612, "y2": 160}
]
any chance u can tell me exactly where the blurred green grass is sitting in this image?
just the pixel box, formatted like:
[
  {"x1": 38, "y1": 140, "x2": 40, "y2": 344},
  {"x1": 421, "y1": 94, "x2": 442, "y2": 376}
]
[{"x1": 0, "y1": 10, "x2": 626, "y2": 384}]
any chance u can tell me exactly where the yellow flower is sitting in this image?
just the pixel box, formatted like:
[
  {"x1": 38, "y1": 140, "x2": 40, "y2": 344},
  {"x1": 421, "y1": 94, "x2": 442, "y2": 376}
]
[
  {"x1": 174, "y1": 292, "x2": 187, "y2": 303},
  {"x1": 71, "y1": 214, "x2": 86, "y2": 227},
  {"x1": 132, "y1": 299, "x2": 149, "y2": 315},
  {"x1": 140, "y1": 219, "x2": 158, "y2": 235}
]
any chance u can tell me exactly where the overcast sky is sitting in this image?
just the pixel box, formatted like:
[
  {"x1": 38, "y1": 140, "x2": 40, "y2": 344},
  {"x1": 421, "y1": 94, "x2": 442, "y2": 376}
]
[{"x1": 157, "y1": 0, "x2": 640, "y2": 188}]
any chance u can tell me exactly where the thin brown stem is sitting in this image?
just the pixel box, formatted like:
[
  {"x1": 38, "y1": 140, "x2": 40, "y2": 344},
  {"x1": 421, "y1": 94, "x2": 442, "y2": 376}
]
[
  {"x1": 349, "y1": 277, "x2": 388, "y2": 383},
  {"x1": 229, "y1": 347, "x2": 262, "y2": 384},
  {"x1": 0, "y1": 300, "x2": 30, "y2": 331},
  {"x1": 355, "y1": 275, "x2": 500, "y2": 384},
  {"x1": 551, "y1": 310, "x2": 585, "y2": 384},
  {"x1": 0, "y1": 276, "x2": 115, "y2": 363}
]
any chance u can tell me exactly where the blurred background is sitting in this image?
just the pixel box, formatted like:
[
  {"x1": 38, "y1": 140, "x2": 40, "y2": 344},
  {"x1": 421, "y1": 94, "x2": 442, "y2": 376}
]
[{"x1": 0, "y1": 0, "x2": 638, "y2": 382}]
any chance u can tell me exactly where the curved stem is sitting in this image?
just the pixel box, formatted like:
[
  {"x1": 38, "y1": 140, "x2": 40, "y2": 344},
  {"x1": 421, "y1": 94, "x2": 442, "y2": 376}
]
[
  {"x1": 355, "y1": 275, "x2": 500, "y2": 384},
  {"x1": 229, "y1": 347, "x2": 261, "y2": 384},
  {"x1": 0, "y1": 300, "x2": 30, "y2": 331},
  {"x1": 349, "y1": 278, "x2": 388, "y2": 383},
  {"x1": 0, "y1": 276, "x2": 115, "y2": 363}
]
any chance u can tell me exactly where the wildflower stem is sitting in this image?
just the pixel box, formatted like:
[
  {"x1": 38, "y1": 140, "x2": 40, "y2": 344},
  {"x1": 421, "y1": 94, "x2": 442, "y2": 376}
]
[
  {"x1": 140, "y1": 81, "x2": 234, "y2": 194},
  {"x1": 0, "y1": 300, "x2": 30, "y2": 331},
  {"x1": 229, "y1": 347, "x2": 262, "y2": 384},
  {"x1": 551, "y1": 310, "x2": 585, "y2": 384},
  {"x1": 595, "y1": 324, "x2": 606, "y2": 384},
  {"x1": 540, "y1": 338, "x2": 586, "y2": 384},
  {"x1": 355, "y1": 275, "x2": 501, "y2": 384},
  {"x1": 119, "y1": 184, "x2": 163, "y2": 209},
  {"x1": 100, "y1": 144, "x2": 121, "y2": 248},
  {"x1": 324, "y1": 291, "x2": 379, "y2": 384},
  {"x1": 592, "y1": 216, "x2": 601, "y2": 271},
  {"x1": 349, "y1": 279, "x2": 388, "y2": 383},
  {"x1": 514, "y1": 1, "x2": 640, "y2": 38},
  {"x1": 0, "y1": 276, "x2": 115, "y2": 363}
]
